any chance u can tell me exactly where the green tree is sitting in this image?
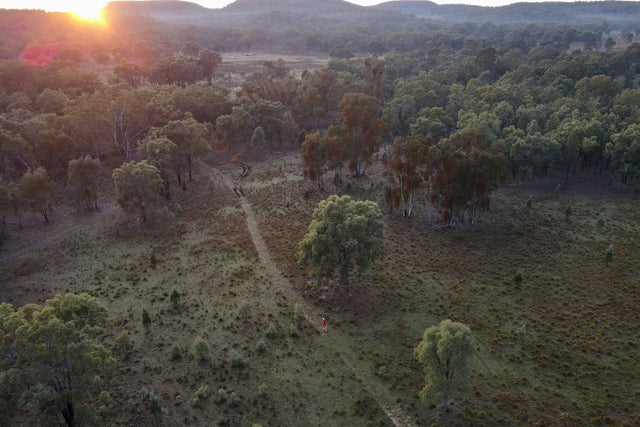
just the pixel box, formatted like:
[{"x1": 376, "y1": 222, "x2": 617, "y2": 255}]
[
  {"x1": 0, "y1": 129, "x2": 32, "y2": 182},
  {"x1": 67, "y1": 156, "x2": 101, "y2": 210},
  {"x1": 251, "y1": 126, "x2": 266, "y2": 157},
  {"x1": 198, "y1": 49, "x2": 222, "y2": 86},
  {"x1": 383, "y1": 95, "x2": 417, "y2": 138},
  {"x1": 604, "y1": 123, "x2": 640, "y2": 183},
  {"x1": 112, "y1": 160, "x2": 162, "y2": 223},
  {"x1": 151, "y1": 116, "x2": 210, "y2": 183},
  {"x1": 22, "y1": 167, "x2": 56, "y2": 223},
  {"x1": 141, "y1": 137, "x2": 177, "y2": 199},
  {"x1": 0, "y1": 294, "x2": 114, "y2": 426},
  {"x1": 298, "y1": 195, "x2": 385, "y2": 284},
  {"x1": 5, "y1": 181, "x2": 24, "y2": 229},
  {"x1": 414, "y1": 319, "x2": 474, "y2": 413}
]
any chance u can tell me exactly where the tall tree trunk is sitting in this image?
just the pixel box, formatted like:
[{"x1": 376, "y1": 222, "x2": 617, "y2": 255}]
[{"x1": 61, "y1": 400, "x2": 75, "y2": 427}]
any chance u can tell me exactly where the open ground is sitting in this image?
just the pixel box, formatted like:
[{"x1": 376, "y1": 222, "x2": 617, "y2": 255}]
[{"x1": 1, "y1": 146, "x2": 639, "y2": 425}]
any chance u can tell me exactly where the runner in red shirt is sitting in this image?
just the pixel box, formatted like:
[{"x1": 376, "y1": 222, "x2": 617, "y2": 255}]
[{"x1": 322, "y1": 317, "x2": 327, "y2": 332}]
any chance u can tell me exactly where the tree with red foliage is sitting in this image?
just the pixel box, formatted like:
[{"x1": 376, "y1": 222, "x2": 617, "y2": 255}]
[
  {"x1": 302, "y1": 126, "x2": 346, "y2": 191},
  {"x1": 338, "y1": 93, "x2": 384, "y2": 177},
  {"x1": 430, "y1": 130, "x2": 507, "y2": 227},
  {"x1": 382, "y1": 135, "x2": 433, "y2": 217}
]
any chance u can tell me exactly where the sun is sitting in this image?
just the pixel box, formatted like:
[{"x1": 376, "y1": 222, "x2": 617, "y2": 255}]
[{"x1": 64, "y1": 1, "x2": 107, "y2": 22}]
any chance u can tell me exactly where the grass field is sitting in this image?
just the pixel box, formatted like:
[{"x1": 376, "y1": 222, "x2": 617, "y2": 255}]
[{"x1": 1, "y1": 148, "x2": 639, "y2": 426}]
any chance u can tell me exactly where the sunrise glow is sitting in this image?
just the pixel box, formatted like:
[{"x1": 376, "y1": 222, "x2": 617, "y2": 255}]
[{"x1": 69, "y1": 1, "x2": 106, "y2": 22}]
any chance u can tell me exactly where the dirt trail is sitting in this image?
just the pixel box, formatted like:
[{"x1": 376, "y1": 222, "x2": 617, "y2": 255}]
[{"x1": 215, "y1": 162, "x2": 416, "y2": 427}]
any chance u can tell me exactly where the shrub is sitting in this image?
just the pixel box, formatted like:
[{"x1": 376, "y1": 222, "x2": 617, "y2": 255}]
[
  {"x1": 99, "y1": 390, "x2": 113, "y2": 406},
  {"x1": 555, "y1": 184, "x2": 561, "y2": 193},
  {"x1": 513, "y1": 271, "x2": 523, "y2": 286},
  {"x1": 597, "y1": 214, "x2": 606, "y2": 227},
  {"x1": 265, "y1": 322, "x2": 277, "y2": 338},
  {"x1": 170, "y1": 287, "x2": 180, "y2": 307},
  {"x1": 116, "y1": 330, "x2": 132, "y2": 358},
  {"x1": 169, "y1": 343, "x2": 182, "y2": 360},
  {"x1": 605, "y1": 244, "x2": 613, "y2": 262},
  {"x1": 192, "y1": 337, "x2": 210, "y2": 361},
  {"x1": 146, "y1": 391, "x2": 161, "y2": 422},
  {"x1": 215, "y1": 388, "x2": 227, "y2": 404},
  {"x1": 526, "y1": 195, "x2": 532, "y2": 208},
  {"x1": 192, "y1": 384, "x2": 210, "y2": 407},
  {"x1": 228, "y1": 391, "x2": 241, "y2": 407},
  {"x1": 150, "y1": 250, "x2": 157, "y2": 267},
  {"x1": 256, "y1": 340, "x2": 266, "y2": 353},
  {"x1": 565, "y1": 201, "x2": 572, "y2": 219},
  {"x1": 289, "y1": 323, "x2": 298, "y2": 337},
  {"x1": 257, "y1": 383, "x2": 267, "y2": 398},
  {"x1": 293, "y1": 302, "x2": 304, "y2": 327},
  {"x1": 142, "y1": 308, "x2": 151, "y2": 333},
  {"x1": 238, "y1": 301, "x2": 251, "y2": 320},
  {"x1": 229, "y1": 349, "x2": 245, "y2": 368},
  {"x1": 377, "y1": 365, "x2": 388, "y2": 379}
]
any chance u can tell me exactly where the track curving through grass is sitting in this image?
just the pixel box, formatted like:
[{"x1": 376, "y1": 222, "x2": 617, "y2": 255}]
[{"x1": 215, "y1": 160, "x2": 416, "y2": 427}]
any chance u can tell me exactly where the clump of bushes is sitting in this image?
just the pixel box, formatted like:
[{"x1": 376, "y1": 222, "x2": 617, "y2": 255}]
[
  {"x1": 192, "y1": 384, "x2": 210, "y2": 407},
  {"x1": 256, "y1": 340, "x2": 266, "y2": 353}
]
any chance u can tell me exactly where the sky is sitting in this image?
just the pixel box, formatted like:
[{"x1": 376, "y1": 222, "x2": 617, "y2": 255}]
[{"x1": 0, "y1": 0, "x2": 610, "y2": 16}]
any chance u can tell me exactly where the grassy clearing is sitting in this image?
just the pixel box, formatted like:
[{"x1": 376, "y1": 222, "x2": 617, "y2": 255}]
[
  {"x1": 1, "y1": 150, "x2": 639, "y2": 425},
  {"x1": 245, "y1": 152, "x2": 640, "y2": 425}
]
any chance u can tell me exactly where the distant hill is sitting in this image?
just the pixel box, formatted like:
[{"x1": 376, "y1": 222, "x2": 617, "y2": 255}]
[
  {"x1": 221, "y1": 0, "x2": 362, "y2": 13},
  {"x1": 375, "y1": 1, "x2": 640, "y2": 27},
  {"x1": 105, "y1": 1, "x2": 212, "y2": 20},
  {"x1": 105, "y1": 0, "x2": 408, "y2": 31},
  {"x1": 104, "y1": 0, "x2": 640, "y2": 30}
]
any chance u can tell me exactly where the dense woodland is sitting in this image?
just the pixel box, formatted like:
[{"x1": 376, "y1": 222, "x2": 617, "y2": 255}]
[
  {"x1": 1, "y1": 1, "x2": 639, "y2": 231},
  {"x1": 1, "y1": 1, "x2": 640, "y2": 425}
]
